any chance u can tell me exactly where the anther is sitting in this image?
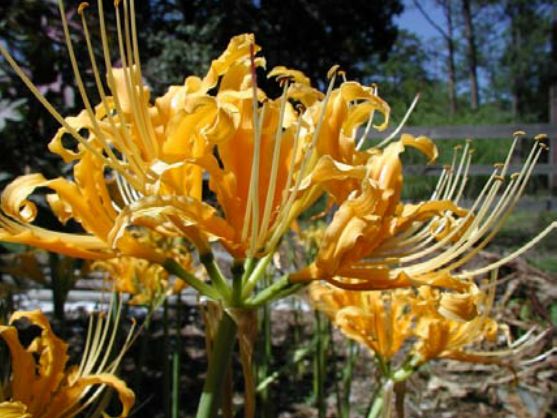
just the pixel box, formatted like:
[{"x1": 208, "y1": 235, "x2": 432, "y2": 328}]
[
  {"x1": 534, "y1": 133, "x2": 548, "y2": 142},
  {"x1": 493, "y1": 163, "x2": 504, "y2": 169},
  {"x1": 327, "y1": 65, "x2": 341, "y2": 79},
  {"x1": 510, "y1": 173, "x2": 520, "y2": 180},
  {"x1": 513, "y1": 130, "x2": 526, "y2": 137},
  {"x1": 78, "y1": 2, "x2": 89, "y2": 14}
]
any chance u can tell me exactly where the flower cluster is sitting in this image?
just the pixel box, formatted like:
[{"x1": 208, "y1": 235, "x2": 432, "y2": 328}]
[
  {"x1": 1, "y1": 0, "x2": 551, "y2": 307},
  {"x1": 309, "y1": 278, "x2": 546, "y2": 378},
  {"x1": 0, "y1": 1, "x2": 555, "y2": 416}
]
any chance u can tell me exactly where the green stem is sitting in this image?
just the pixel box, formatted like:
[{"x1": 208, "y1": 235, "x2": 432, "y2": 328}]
[
  {"x1": 172, "y1": 295, "x2": 182, "y2": 418},
  {"x1": 195, "y1": 311, "x2": 238, "y2": 418},
  {"x1": 367, "y1": 392, "x2": 384, "y2": 418},
  {"x1": 341, "y1": 341, "x2": 358, "y2": 418},
  {"x1": 242, "y1": 258, "x2": 256, "y2": 283},
  {"x1": 258, "y1": 299, "x2": 273, "y2": 418},
  {"x1": 231, "y1": 261, "x2": 244, "y2": 306},
  {"x1": 314, "y1": 311, "x2": 328, "y2": 418},
  {"x1": 245, "y1": 274, "x2": 291, "y2": 307},
  {"x1": 163, "y1": 259, "x2": 220, "y2": 300},
  {"x1": 200, "y1": 253, "x2": 231, "y2": 302},
  {"x1": 242, "y1": 253, "x2": 273, "y2": 298},
  {"x1": 256, "y1": 339, "x2": 316, "y2": 393},
  {"x1": 163, "y1": 300, "x2": 170, "y2": 418}
]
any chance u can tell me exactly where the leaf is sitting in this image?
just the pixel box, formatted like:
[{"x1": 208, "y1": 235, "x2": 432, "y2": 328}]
[{"x1": 0, "y1": 98, "x2": 26, "y2": 131}]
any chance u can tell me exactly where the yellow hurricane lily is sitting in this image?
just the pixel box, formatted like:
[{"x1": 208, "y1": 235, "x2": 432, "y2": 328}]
[
  {"x1": 310, "y1": 279, "x2": 545, "y2": 371},
  {"x1": 1, "y1": 0, "x2": 554, "y2": 310},
  {"x1": 0, "y1": 0, "x2": 391, "y2": 264},
  {"x1": 309, "y1": 283, "x2": 413, "y2": 361},
  {"x1": 93, "y1": 255, "x2": 188, "y2": 306},
  {"x1": 293, "y1": 132, "x2": 556, "y2": 292},
  {"x1": 0, "y1": 310, "x2": 134, "y2": 418}
]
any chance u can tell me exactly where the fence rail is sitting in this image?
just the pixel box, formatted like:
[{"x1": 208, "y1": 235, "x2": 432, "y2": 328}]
[
  {"x1": 384, "y1": 123, "x2": 557, "y2": 139},
  {"x1": 386, "y1": 123, "x2": 557, "y2": 188},
  {"x1": 405, "y1": 163, "x2": 557, "y2": 176}
]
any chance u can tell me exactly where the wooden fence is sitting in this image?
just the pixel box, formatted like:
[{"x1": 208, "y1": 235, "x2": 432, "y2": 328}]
[{"x1": 387, "y1": 123, "x2": 557, "y2": 190}]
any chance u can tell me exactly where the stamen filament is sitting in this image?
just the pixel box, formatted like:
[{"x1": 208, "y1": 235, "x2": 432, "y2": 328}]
[{"x1": 257, "y1": 81, "x2": 289, "y2": 247}]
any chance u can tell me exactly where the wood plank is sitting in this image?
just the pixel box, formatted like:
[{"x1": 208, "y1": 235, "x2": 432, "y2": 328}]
[
  {"x1": 381, "y1": 123, "x2": 557, "y2": 139},
  {"x1": 405, "y1": 163, "x2": 556, "y2": 176}
]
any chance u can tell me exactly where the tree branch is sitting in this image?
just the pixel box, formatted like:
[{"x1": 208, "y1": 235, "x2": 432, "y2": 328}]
[{"x1": 412, "y1": 0, "x2": 449, "y2": 40}]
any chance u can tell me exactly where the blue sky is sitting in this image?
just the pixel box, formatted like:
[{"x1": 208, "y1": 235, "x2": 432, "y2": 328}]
[{"x1": 396, "y1": 1, "x2": 446, "y2": 41}]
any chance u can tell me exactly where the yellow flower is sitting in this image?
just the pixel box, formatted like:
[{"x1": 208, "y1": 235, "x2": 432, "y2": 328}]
[
  {"x1": 0, "y1": 310, "x2": 134, "y2": 418},
  {"x1": 0, "y1": 1, "x2": 393, "y2": 265},
  {"x1": 0, "y1": 0, "x2": 213, "y2": 262},
  {"x1": 310, "y1": 278, "x2": 545, "y2": 373},
  {"x1": 309, "y1": 283, "x2": 414, "y2": 361},
  {"x1": 93, "y1": 255, "x2": 187, "y2": 306},
  {"x1": 293, "y1": 133, "x2": 556, "y2": 292}
]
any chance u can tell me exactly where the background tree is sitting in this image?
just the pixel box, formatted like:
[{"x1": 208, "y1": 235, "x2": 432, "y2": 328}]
[
  {"x1": 0, "y1": 0, "x2": 404, "y2": 178},
  {"x1": 413, "y1": 0, "x2": 459, "y2": 116},
  {"x1": 461, "y1": 0, "x2": 479, "y2": 110}
]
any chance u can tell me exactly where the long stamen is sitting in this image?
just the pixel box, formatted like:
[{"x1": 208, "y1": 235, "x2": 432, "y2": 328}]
[
  {"x1": 58, "y1": 1, "x2": 129, "y2": 180},
  {"x1": 355, "y1": 86, "x2": 380, "y2": 151},
  {"x1": 79, "y1": 3, "x2": 146, "y2": 181},
  {"x1": 376, "y1": 93, "x2": 420, "y2": 149},
  {"x1": 242, "y1": 44, "x2": 263, "y2": 255},
  {"x1": 267, "y1": 71, "x2": 338, "y2": 250},
  {"x1": 249, "y1": 101, "x2": 268, "y2": 254},
  {"x1": 453, "y1": 149, "x2": 473, "y2": 204},
  {"x1": 257, "y1": 80, "x2": 290, "y2": 247},
  {"x1": 394, "y1": 167, "x2": 500, "y2": 262},
  {"x1": 441, "y1": 145, "x2": 461, "y2": 200},
  {"x1": 114, "y1": 1, "x2": 156, "y2": 160},
  {"x1": 98, "y1": 0, "x2": 146, "y2": 176},
  {"x1": 280, "y1": 115, "x2": 304, "y2": 210},
  {"x1": 0, "y1": 43, "x2": 115, "y2": 170},
  {"x1": 443, "y1": 142, "x2": 544, "y2": 271},
  {"x1": 405, "y1": 139, "x2": 543, "y2": 277},
  {"x1": 446, "y1": 141, "x2": 470, "y2": 200},
  {"x1": 129, "y1": 0, "x2": 158, "y2": 155}
]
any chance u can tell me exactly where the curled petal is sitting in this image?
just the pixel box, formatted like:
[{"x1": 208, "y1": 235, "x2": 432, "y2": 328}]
[
  {"x1": 395, "y1": 200, "x2": 467, "y2": 232},
  {"x1": 342, "y1": 101, "x2": 389, "y2": 136},
  {"x1": 340, "y1": 82, "x2": 390, "y2": 131},
  {"x1": 298, "y1": 155, "x2": 366, "y2": 202},
  {"x1": 1, "y1": 174, "x2": 47, "y2": 222},
  {"x1": 0, "y1": 326, "x2": 36, "y2": 407},
  {"x1": 286, "y1": 83, "x2": 324, "y2": 108},
  {"x1": 401, "y1": 133, "x2": 438, "y2": 163},
  {"x1": 268, "y1": 66, "x2": 311, "y2": 85},
  {"x1": 0, "y1": 401, "x2": 32, "y2": 418},
  {"x1": 438, "y1": 287, "x2": 480, "y2": 322},
  {"x1": 48, "y1": 111, "x2": 90, "y2": 163},
  {"x1": 109, "y1": 195, "x2": 236, "y2": 253},
  {"x1": 42, "y1": 373, "x2": 135, "y2": 418},
  {"x1": 203, "y1": 33, "x2": 260, "y2": 89},
  {"x1": 0, "y1": 227, "x2": 111, "y2": 260},
  {"x1": 10, "y1": 311, "x2": 69, "y2": 416}
]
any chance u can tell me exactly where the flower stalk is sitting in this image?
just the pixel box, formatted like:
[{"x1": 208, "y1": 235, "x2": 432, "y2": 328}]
[{"x1": 195, "y1": 311, "x2": 238, "y2": 418}]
